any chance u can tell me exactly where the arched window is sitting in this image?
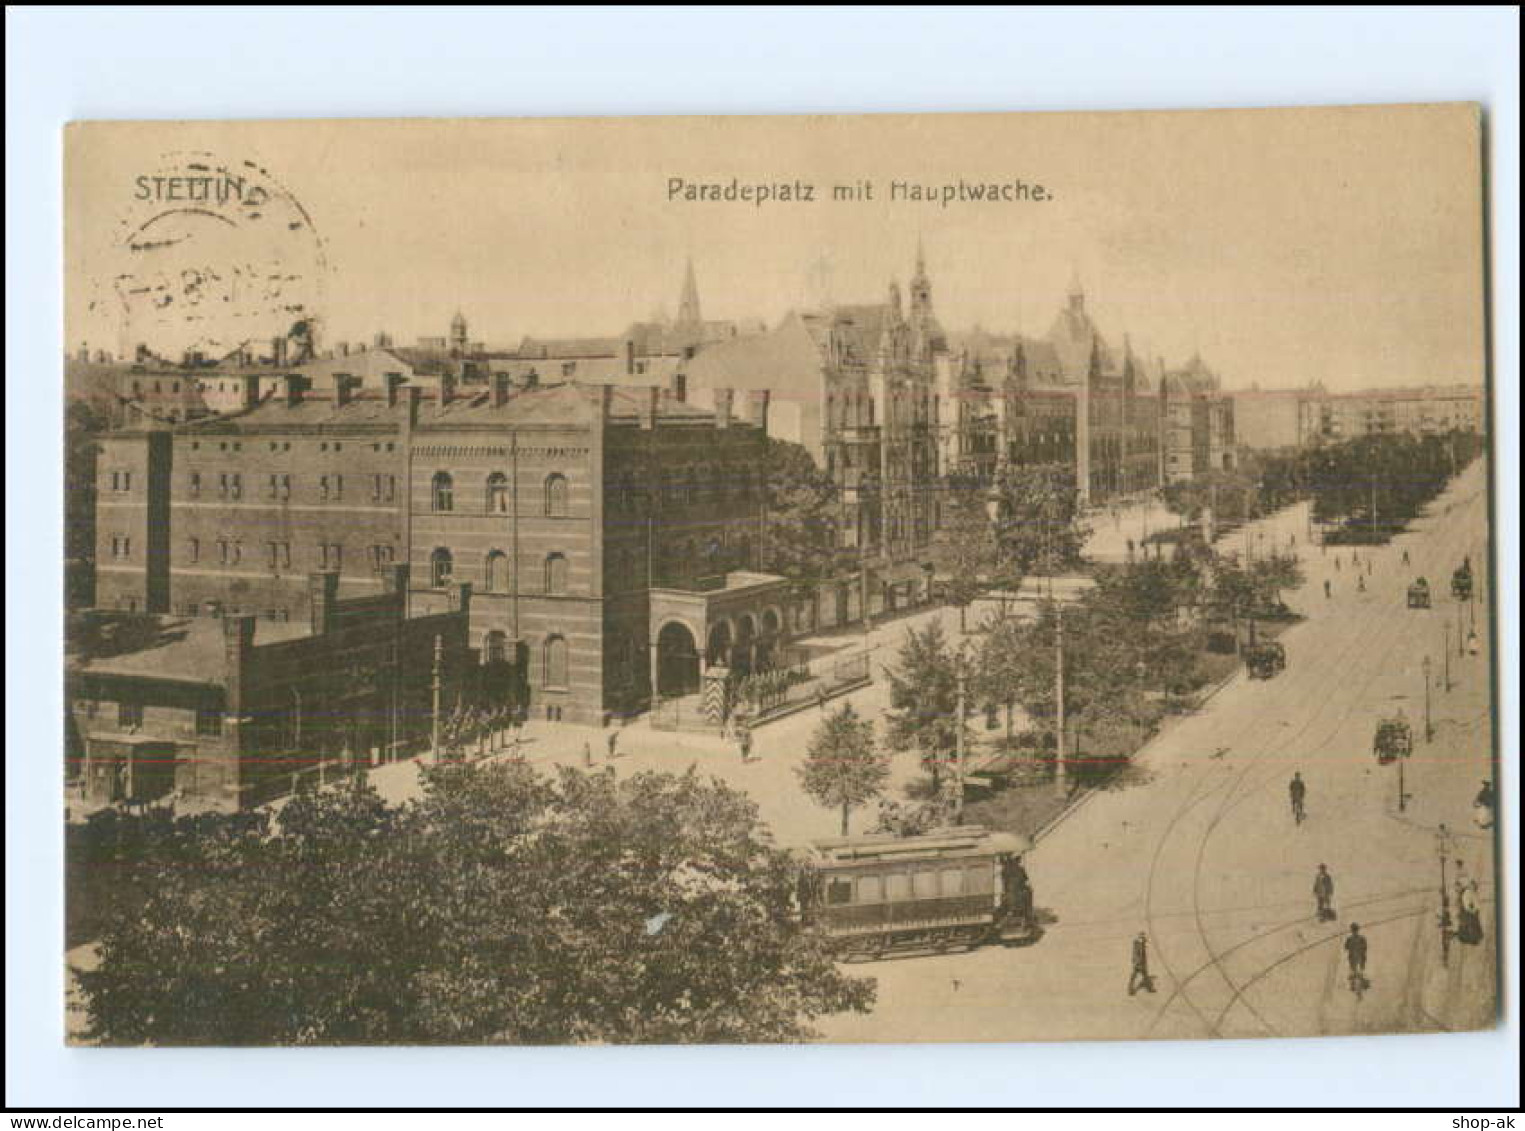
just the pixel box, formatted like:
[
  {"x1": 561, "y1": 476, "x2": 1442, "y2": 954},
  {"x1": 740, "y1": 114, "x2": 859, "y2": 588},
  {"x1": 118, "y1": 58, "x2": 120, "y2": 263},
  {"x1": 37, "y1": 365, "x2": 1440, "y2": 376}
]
[
  {"x1": 484, "y1": 630, "x2": 507, "y2": 665},
  {"x1": 430, "y1": 547, "x2": 453, "y2": 588},
  {"x1": 485, "y1": 550, "x2": 510, "y2": 593},
  {"x1": 543, "y1": 635, "x2": 569, "y2": 688},
  {"x1": 544, "y1": 552, "x2": 568, "y2": 595},
  {"x1": 432, "y1": 472, "x2": 454, "y2": 512},
  {"x1": 544, "y1": 473, "x2": 569, "y2": 517},
  {"x1": 486, "y1": 473, "x2": 509, "y2": 514}
]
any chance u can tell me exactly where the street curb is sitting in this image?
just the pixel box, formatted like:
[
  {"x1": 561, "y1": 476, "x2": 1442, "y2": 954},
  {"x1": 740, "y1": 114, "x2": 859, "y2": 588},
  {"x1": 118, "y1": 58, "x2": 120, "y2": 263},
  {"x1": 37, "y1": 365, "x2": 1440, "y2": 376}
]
[{"x1": 1028, "y1": 659, "x2": 1247, "y2": 851}]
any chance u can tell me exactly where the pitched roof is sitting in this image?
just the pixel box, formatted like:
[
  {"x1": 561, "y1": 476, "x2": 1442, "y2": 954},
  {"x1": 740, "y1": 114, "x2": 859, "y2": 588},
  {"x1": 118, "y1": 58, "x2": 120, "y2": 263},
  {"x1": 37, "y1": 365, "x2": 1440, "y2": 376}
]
[{"x1": 680, "y1": 314, "x2": 828, "y2": 400}]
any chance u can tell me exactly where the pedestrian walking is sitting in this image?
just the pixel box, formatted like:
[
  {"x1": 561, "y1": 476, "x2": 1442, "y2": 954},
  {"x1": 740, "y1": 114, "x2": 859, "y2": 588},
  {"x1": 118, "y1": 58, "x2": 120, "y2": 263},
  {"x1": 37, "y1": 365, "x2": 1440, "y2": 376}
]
[
  {"x1": 1335, "y1": 555, "x2": 1341, "y2": 572},
  {"x1": 1128, "y1": 931, "x2": 1156, "y2": 995},
  {"x1": 1456, "y1": 880, "x2": 1484, "y2": 945},
  {"x1": 1344, "y1": 923, "x2": 1368, "y2": 990},
  {"x1": 1324, "y1": 579, "x2": 1332, "y2": 600},
  {"x1": 737, "y1": 723, "x2": 754, "y2": 764},
  {"x1": 816, "y1": 683, "x2": 829, "y2": 713},
  {"x1": 606, "y1": 728, "x2": 620, "y2": 761},
  {"x1": 1357, "y1": 573, "x2": 1366, "y2": 593},
  {"x1": 1473, "y1": 779, "x2": 1495, "y2": 829},
  {"x1": 1314, "y1": 863, "x2": 1336, "y2": 921},
  {"x1": 1289, "y1": 772, "x2": 1307, "y2": 825},
  {"x1": 583, "y1": 741, "x2": 593, "y2": 768},
  {"x1": 1467, "y1": 630, "x2": 1480, "y2": 656},
  {"x1": 1402, "y1": 549, "x2": 1410, "y2": 566}
]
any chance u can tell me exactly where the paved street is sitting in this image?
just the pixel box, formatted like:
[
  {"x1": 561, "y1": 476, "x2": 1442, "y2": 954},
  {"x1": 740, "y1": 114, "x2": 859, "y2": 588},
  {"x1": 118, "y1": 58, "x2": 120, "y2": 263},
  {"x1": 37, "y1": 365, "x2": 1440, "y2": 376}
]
[
  {"x1": 820, "y1": 459, "x2": 1495, "y2": 1043},
  {"x1": 358, "y1": 463, "x2": 1495, "y2": 1043}
]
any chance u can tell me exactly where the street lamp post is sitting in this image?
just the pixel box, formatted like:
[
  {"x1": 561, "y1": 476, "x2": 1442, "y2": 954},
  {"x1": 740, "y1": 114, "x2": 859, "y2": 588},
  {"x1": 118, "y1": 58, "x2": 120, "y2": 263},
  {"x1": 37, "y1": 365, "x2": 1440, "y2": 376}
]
[
  {"x1": 953, "y1": 645, "x2": 969, "y2": 824},
  {"x1": 1422, "y1": 655, "x2": 1433, "y2": 744},
  {"x1": 1444, "y1": 623, "x2": 1452, "y2": 691},
  {"x1": 1436, "y1": 824, "x2": 1456, "y2": 968}
]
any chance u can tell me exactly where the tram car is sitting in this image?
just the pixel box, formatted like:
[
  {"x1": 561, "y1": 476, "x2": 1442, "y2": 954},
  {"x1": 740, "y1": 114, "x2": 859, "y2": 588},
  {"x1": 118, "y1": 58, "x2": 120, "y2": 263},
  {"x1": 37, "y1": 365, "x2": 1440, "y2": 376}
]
[
  {"x1": 1451, "y1": 563, "x2": 1473, "y2": 602},
  {"x1": 1244, "y1": 639, "x2": 1287, "y2": 680},
  {"x1": 1406, "y1": 577, "x2": 1431, "y2": 609},
  {"x1": 1373, "y1": 715, "x2": 1413, "y2": 764},
  {"x1": 802, "y1": 826, "x2": 1040, "y2": 961}
]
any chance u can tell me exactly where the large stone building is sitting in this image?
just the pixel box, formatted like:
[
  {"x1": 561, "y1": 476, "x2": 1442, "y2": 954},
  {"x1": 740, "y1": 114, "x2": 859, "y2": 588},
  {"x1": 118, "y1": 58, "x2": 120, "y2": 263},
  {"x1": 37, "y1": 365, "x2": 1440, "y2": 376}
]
[
  {"x1": 942, "y1": 277, "x2": 1170, "y2": 505},
  {"x1": 67, "y1": 570, "x2": 473, "y2": 811},
  {"x1": 91, "y1": 375, "x2": 778, "y2": 726},
  {"x1": 1160, "y1": 353, "x2": 1236, "y2": 482},
  {"x1": 680, "y1": 248, "x2": 946, "y2": 620},
  {"x1": 1296, "y1": 384, "x2": 1486, "y2": 445}
]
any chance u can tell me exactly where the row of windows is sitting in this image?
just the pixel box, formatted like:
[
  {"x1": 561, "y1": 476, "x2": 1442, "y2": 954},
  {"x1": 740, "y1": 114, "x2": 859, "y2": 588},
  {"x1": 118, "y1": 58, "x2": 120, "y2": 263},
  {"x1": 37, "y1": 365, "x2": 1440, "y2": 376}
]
[
  {"x1": 87, "y1": 698, "x2": 221, "y2": 737},
  {"x1": 107, "y1": 470, "x2": 133, "y2": 492},
  {"x1": 824, "y1": 864, "x2": 990, "y2": 906},
  {"x1": 184, "y1": 472, "x2": 398, "y2": 503},
  {"x1": 185, "y1": 440, "x2": 397, "y2": 454},
  {"x1": 429, "y1": 547, "x2": 566, "y2": 593},
  {"x1": 183, "y1": 539, "x2": 396, "y2": 573},
  {"x1": 480, "y1": 631, "x2": 570, "y2": 689},
  {"x1": 605, "y1": 467, "x2": 759, "y2": 511},
  {"x1": 432, "y1": 472, "x2": 568, "y2": 516}
]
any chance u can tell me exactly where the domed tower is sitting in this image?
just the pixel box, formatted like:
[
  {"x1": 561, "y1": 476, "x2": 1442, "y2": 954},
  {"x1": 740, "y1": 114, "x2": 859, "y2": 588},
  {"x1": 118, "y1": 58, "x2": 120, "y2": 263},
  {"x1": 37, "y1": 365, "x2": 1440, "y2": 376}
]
[{"x1": 449, "y1": 310, "x2": 468, "y2": 356}]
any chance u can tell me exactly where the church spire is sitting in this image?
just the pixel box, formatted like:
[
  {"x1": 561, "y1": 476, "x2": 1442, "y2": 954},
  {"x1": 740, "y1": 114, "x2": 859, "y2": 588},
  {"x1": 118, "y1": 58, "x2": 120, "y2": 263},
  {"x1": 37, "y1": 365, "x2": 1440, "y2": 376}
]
[{"x1": 678, "y1": 258, "x2": 702, "y2": 326}]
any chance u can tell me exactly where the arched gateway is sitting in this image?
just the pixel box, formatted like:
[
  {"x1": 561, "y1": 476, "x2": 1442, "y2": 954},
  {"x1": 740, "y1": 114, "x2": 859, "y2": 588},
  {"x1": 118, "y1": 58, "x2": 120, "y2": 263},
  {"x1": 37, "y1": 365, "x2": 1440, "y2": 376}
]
[{"x1": 655, "y1": 621, "x2": 701, "y2": 698}]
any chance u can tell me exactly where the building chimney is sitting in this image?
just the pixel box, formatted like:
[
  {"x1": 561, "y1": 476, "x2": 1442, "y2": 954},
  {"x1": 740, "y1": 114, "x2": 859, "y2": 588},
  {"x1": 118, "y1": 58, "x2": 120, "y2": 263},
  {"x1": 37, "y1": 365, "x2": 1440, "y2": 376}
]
[
  {"x1": 640, "y1": 385, "x2": 660, "y2": 430},
  {"x1": 625, "y1": 338, "x2": 636, "y2": 376},
  {"x1": 241, "y1": 374, "x2": 260, "y2": 412},
  {"x1": 493, "y1": 371, "x2": 512, "y2": 408},
  {"x1": 282, "y1": 374, "x2": 309, "y2": 406},
  {"x1": 333, "y1": 373, "x2": 358, "y2": 407},
  {"x1": 744, "y1": 389, "x2": 772, "y2": 432},
  {"x1": 384, "y1": 372, "x2": 407, "y2": 407},
  {"x1": 437, "y1": 372, "x2": 457, "y2": 412},
  {"x1": 272, "y1": 336, "x2": 288, "y2": 367},
  {"x1": 308, "y1": 570, "x2": 341, "y2": 635},
  {"x1": 714, "y1": 387, "x2": 734, "y2": 429},
  {"x1": 670, "y1": 371, "x2": 688, "y2": 403},
  {"x1": 600, "y1": 384, "x2": 616, "y2": 422}
]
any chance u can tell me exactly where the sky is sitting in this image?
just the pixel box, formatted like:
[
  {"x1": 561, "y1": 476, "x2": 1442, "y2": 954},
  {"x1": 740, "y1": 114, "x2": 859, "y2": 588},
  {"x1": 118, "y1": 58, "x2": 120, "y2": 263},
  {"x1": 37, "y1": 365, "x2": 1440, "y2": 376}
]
[{"x1": 65, "y1": 105, "x2": 1486, "y2": 392}]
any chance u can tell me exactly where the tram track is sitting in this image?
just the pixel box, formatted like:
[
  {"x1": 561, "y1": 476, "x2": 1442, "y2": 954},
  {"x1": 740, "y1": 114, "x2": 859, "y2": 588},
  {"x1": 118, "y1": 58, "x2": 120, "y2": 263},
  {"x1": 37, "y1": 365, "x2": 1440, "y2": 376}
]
[{"x1": 1142, "y1": 472, "x2": 1484, "y2": 1038}]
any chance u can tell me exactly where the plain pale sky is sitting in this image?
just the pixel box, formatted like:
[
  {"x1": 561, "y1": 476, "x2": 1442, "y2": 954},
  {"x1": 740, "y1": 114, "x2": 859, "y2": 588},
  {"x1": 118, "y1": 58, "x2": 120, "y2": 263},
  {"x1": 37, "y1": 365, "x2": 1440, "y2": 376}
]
[{"x1": 65, "y1": 105, "x2": 1485, "y2": 391}]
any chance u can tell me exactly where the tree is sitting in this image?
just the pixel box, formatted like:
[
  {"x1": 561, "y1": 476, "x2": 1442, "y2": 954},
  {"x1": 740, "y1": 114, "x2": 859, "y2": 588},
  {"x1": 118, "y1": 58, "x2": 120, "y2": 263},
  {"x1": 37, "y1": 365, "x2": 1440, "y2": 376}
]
[
  {"x1": 796, "y1": 704, "x2": 890, "y2": 835},
  {"x1": 931, "y1": 477, "x2": 1002, "y2": 632},
  {"x1": 883, "y1": 620, "x2": 974, "y2": 796},
  {"x1": 76, "y1": 765, "x2": 874, "y2": 1045},
  {"x1": 990, "y1": 464, "x2": 1088, "y2": 575},
  {"x1": 760, "y1": 438, "x2": 842, "y2": 605}
]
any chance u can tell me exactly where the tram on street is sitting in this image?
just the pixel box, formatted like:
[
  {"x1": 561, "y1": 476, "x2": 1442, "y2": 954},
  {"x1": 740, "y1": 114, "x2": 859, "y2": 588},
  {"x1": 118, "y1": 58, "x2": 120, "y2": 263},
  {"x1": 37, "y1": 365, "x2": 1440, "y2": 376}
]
[
  {"x1": 1452, "y1": 562, "x2": 1473, "y2": 602},
  {"x1": 1407, "y1": 577, "x2": 1431, "y2": 609},
  {"x1": 802, "y1": 826, "x2": 1041, "y2": 961}
]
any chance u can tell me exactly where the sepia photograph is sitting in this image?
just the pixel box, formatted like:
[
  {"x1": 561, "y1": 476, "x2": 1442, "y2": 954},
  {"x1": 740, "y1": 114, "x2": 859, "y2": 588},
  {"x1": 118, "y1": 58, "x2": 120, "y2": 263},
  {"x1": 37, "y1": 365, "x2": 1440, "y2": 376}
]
[{"x1": 55, "y1": 103, "x2": 1500, "y2": 1051}]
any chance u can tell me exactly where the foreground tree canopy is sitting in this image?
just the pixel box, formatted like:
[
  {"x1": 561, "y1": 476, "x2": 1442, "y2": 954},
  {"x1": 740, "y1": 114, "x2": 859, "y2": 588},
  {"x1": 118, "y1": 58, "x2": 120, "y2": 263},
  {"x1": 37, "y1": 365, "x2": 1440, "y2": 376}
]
[{"x1": 76, "y1": 764, "x2": 874, "y2": 1045}]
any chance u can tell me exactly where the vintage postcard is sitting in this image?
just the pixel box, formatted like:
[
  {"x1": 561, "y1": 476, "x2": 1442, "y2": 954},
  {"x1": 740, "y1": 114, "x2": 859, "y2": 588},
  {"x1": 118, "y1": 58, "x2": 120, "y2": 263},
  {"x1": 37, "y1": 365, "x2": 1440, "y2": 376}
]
[{"x1": 63, "y1": 106, "x2": 1496, "y2": 1046}]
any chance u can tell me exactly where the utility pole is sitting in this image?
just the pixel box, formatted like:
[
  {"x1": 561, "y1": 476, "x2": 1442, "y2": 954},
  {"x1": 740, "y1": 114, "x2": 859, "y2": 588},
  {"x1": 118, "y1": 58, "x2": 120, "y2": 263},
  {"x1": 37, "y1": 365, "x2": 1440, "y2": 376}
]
[
  {"x1": 1422, "y1": 655, "x2": 1433, "y2": 744},
  {"x1": 1370, "y1": 478, "x2": 1378, "y2": 542},
  {"x1": 1444, "y1": 623, "x2": 1452, "y2": 691},
  {"x1": 431, "y1": 633, "x2": 443, "y2": 763},
  {"x1": 954, "y1": 661, "x2": 967, "y2": 824},
  {"x1": 1054, "y1": 604, "x2": 1066, "y2": 794}
]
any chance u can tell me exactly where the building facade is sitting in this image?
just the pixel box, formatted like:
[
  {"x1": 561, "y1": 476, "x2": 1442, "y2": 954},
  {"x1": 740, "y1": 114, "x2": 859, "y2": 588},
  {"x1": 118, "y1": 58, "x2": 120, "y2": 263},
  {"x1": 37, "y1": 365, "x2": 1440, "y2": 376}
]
[
  {"x1": 90, "y1": 375, "x2": 776, "y2": 727},
  {"x1": 68, "y1": 569, "x2": 472, "y2": 811}
]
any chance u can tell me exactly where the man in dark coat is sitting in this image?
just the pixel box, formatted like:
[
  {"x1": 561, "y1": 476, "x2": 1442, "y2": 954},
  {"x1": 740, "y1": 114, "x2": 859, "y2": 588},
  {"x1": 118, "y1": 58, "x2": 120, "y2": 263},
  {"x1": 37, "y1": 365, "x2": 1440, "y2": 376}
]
[
  {"x1": 1344, "y1": 923, "x2": 1367, "y2": 983},
  {"x1": 1128, "y1": 931, "x2": 1156, "y2": 995},
  {"x1": 1314, "y1": 864, "x2": 1335, "y2": 920},
  {"x1": 1289, "y1": 772, "x2": 1307, "y2": 823}
]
